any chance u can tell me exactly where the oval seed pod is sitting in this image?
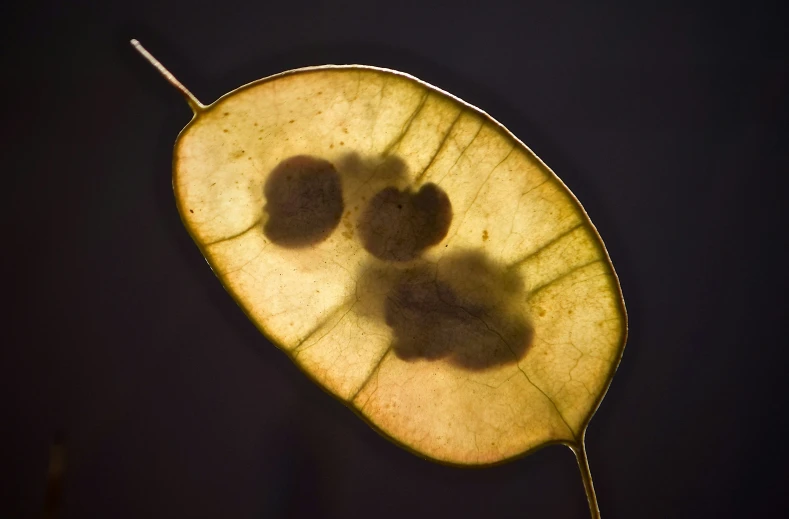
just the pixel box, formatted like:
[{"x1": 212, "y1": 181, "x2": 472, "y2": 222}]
[{"x1": 133, "y1": 40, "x2": 627, "y2": 519}]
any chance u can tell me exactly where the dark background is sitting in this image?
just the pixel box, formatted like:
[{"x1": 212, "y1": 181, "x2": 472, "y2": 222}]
[{"x1": 3, "y1": 1, "x2": 788, "y2": 518}]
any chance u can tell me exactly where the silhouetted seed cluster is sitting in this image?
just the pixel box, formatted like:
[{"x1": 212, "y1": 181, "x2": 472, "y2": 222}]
[
  {"x1": 263, "y1": 153, "x2": 532, "y2": 370},
  {"x1": 367, "y1": 251, "x2": 532, "y2": 370}
]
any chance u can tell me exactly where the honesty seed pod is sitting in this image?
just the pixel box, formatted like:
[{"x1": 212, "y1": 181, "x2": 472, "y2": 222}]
[{"x1": 133, "y1": 39, "x2": 627, "y2": 519}]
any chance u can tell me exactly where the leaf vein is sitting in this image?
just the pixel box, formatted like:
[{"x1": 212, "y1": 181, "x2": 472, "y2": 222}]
[{"x1": 413, "y1": 109, "x2": 464, "y2": 184}]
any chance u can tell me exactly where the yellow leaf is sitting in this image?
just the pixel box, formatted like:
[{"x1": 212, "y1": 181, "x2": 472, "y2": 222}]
[{"x1": 133, "y1": 40, "x2": 627, "y2": 518}]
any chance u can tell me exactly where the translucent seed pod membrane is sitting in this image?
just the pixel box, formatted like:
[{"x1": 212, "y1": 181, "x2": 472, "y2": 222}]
[{"x1": 133, "y1": 40, "x2": 627, "y2": 519}]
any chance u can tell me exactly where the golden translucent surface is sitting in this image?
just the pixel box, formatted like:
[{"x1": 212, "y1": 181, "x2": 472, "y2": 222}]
[{"x1": 174, "y1": 67, "x2": 626, "y2": 465}]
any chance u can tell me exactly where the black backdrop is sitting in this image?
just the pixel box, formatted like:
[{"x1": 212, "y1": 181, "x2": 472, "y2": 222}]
[{"x1": 3, "y1": 1, "x2": 788, "y2": 518}]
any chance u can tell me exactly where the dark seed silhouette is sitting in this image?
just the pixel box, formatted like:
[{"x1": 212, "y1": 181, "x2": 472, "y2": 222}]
[
  {"x1": 263, "y1": 155, "x2": 344, "y2": 247},
  {"x1": 371, "y1": 251, "x2": 533, "y2": 370},
  {"x1": 358, "y1": 183, "x2": 452, "y2": 262}
]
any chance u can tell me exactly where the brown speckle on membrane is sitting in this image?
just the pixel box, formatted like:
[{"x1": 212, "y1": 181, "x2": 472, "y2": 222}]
[{"x1": 263, "y1": 155, "x2": 344, "y2": 248}]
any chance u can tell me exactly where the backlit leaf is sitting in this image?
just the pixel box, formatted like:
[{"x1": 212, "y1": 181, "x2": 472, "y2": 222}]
[{"x1": 133, "y1": 40, "x2": 627, "y2": 517}]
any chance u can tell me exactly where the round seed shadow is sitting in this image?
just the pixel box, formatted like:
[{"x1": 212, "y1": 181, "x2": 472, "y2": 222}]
[
  {"x1": 263, "y1": 155, "x2": 344, "y2": 248},
  {"x1": 358, "y1": 183, "x2": 452, "y2": 262}
]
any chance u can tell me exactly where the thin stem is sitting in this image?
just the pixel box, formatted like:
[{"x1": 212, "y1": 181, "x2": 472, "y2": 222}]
[
  {"x1": 130, "y1": 39, "x2": 204, "y2": 114},
  {"x1": 571, "y1": 439, "x2": 601, "y2": 519}
]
